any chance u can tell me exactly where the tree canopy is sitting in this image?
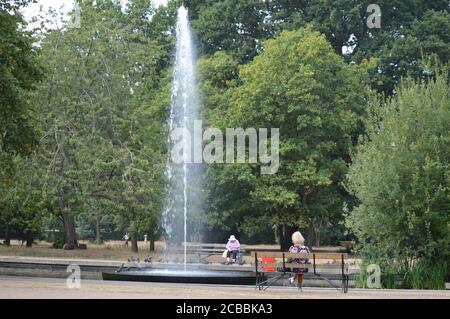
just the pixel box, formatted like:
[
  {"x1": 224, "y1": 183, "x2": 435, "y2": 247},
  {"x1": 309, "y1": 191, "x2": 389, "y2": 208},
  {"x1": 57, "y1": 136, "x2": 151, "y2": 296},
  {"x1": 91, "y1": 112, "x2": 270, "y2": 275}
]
[
  {"x1": 346, "y1": 71, "x2": 450, "y2": 285},
  {"x1": 0, "y1": 5, "x2": 42, "y2": 156},
  {"x1": 200, "y1": 27, "x2": 374, "y2": 246}
]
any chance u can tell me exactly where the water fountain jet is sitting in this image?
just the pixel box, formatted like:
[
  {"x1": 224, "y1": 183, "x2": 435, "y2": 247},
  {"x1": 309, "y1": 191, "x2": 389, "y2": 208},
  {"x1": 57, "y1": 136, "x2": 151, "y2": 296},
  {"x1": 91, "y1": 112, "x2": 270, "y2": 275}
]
[
  {"x1": 102, "y1": 6, "x2": 254, "y2": 285},
  {"x1": 163, "y1": 5, "x2": 203, "y2": 270}
]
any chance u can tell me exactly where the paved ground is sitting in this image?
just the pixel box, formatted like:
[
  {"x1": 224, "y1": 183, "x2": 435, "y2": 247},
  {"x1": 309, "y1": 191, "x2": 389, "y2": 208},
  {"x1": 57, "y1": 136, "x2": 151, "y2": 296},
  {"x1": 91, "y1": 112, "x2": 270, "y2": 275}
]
[{"x1": 0, "y1": 276, "x2": 449, "y2": 299}]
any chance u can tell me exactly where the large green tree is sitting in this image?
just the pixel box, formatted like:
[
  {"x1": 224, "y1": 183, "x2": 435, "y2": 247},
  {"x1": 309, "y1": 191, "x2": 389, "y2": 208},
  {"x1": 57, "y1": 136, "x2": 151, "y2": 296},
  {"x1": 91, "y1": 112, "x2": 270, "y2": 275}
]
[
  {"x1": 0, "y1": 3, "x2": 42, "y2": 156},
  {"x1": 188, "y1": 0, "x2": 450, "y2": 94},
  {"x1": 31, "y1": 0, "x2": 169, "y2": 250},
  {"x1": 188, "y1": 0, "x2": 270, "y2": 63},
  {"x1": 346, "y1": 72, "x2": 450, "y2": 280},
  {"x1": 365, "y1": 9, "x2": 450, "y2": 94},
  {"x1": 0, "y1": 0, "x2": 43, "y2": 244},
  {"x1": 202, "y1": 27, "x2": 373, "y2": 247},
  {"x1": 0, "y1": 154, "x2": 47, "y2": 246}
]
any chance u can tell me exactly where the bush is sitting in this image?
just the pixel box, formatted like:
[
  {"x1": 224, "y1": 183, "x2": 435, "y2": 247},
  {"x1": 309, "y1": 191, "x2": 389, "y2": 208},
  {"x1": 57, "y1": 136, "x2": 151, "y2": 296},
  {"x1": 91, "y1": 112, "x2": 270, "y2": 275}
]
[
  {"x1": 347, "y1": 71, "x2": 450, "y2": 285},
  {"x1": 52, "y1": 231, "x2": 65, "y2": 249}
]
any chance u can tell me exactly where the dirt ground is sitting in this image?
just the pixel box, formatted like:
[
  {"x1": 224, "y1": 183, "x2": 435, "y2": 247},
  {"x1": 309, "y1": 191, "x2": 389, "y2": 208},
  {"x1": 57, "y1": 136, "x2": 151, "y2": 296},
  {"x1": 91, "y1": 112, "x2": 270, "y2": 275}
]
[
  {"x1": 0, "y1": 276, "x2": 449, "y2": 299},
  {"x1": 0, "y1": 240, "x2": 358, "y2": 266},
  {"x1": 0, "y1": 240, "x2": 167, "y2": 261}
]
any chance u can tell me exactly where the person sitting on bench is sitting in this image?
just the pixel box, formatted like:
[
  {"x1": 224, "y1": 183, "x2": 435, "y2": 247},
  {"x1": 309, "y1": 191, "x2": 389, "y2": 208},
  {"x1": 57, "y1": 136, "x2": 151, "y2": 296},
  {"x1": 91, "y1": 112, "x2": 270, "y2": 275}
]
[
  {"x1": 225, "y1": 235, "x2": 240, "y2": 264},
  {"x1": 288, "y1": 231, "x2": 311, "y2": 290}
]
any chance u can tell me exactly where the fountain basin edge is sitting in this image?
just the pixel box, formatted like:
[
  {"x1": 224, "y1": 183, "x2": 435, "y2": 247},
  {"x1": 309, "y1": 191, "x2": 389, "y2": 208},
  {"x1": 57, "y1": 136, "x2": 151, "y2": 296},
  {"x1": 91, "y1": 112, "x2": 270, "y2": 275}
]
[{"x1": 102, "y1": 268, "x2": 256, "y2": 285}]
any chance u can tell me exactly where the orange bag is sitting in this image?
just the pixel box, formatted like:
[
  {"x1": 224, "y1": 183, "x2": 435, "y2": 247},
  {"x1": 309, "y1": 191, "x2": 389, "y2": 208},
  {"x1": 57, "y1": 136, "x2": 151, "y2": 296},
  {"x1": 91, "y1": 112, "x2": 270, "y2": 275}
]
[{"x1": 261, "y1": 257, "x2": 276, "y2": 272}]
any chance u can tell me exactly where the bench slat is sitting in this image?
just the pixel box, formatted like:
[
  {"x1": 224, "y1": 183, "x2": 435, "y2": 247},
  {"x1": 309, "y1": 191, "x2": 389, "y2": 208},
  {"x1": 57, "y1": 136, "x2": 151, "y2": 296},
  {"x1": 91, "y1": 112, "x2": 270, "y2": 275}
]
[
  {"x1": 257, "y1": 264, "x2": 347, "y2": 272},
  {"x1": 251, "y1": 251, "x2": 283, "y2": 258},
  {"x1": 197, "y1": 250, "x2": 247, "y2": 252},
  {"x1": 197, "y1": 249, "x2": 245, "y2": 253},
  {"x1": 284, "y1": 253, "x2": 347, "y2": 259},
  {"x1": 257, "y1": 263, "x2": 344, "y2": 269},
  {"x1": 191, "y1": 244, "x2": 247, "y2": 248}
]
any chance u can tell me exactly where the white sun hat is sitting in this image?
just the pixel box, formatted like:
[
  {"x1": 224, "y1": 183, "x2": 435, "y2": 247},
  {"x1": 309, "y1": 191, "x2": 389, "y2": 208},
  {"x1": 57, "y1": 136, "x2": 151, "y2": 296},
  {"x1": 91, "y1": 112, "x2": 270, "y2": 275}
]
[{"x1": 228, "y1": 235, "x2": 236, "y2": 241}]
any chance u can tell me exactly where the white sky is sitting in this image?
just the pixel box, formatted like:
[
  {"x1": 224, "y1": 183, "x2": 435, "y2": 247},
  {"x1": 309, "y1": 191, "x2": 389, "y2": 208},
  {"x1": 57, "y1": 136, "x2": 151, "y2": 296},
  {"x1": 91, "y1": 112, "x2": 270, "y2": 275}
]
[{"x1": 21, "y1": 0, "x2": 169, "y2": 28}]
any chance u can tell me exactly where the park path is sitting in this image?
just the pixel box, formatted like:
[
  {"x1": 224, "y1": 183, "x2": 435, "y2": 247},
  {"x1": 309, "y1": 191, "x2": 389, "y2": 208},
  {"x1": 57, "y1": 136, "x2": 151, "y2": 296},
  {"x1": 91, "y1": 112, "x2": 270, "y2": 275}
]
[{"x1": 0, "y1": 276, "x2": 449, "y2": 299}]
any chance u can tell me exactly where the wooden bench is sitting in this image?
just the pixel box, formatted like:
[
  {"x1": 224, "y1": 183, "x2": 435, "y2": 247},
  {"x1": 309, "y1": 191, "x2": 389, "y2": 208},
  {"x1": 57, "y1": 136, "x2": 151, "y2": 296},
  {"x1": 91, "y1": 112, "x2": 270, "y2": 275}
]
[
  {"x1": 253, "y1": 251, "x2": 349, "y2": 293},
  {"x1": 194, "y1": 244, "x2": 247, "y2": 264}
]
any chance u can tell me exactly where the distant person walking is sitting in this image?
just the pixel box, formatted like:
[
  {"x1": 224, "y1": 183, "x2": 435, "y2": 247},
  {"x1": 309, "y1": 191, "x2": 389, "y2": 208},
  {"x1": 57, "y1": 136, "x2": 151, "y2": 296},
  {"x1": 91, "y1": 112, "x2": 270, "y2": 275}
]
[
  {"x1": 225, "y1": 235, "x2": 240, "y2": 264},
  {"x1": 122, "y1": 232, "x2": 130, "y2": 247},
  {"x1": 288, "y1": 231, "x2": 311, "y2": 291}
]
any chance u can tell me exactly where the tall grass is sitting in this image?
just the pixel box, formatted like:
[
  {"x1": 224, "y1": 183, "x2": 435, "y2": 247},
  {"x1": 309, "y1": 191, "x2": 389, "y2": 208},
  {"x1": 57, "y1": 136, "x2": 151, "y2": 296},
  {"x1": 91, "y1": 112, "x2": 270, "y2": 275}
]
[
  {"x1": 382, "y1": 272, "x2": 397, "y2": 289},
  {"x1": 356, "y1": 267, "x2": 369, "y2": 288},
  {"x1": 403, "y1": 262, "x2": 448, "y2": 290},
  {"x1": 358, "y1": 260, "x2": 448, "y2": 290},
  {"x1": 356, "y1": 264, "x2": 398, "y2": 289}
]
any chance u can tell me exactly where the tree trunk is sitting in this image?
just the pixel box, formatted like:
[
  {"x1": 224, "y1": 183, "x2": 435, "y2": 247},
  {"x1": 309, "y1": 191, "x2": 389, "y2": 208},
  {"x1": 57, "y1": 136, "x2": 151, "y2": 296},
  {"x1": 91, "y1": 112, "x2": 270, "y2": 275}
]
[
  {"x1": 62, "y1": 212, "x2": 77, "y2": 248},
  {"x1": 25, "y1": 232, "x2": 33, "y2": 247},
  {"x1": 149, "y1": 235, "x2": 155, "y2": 252},
  {"x1": 57, "y1": 188, "x2": 77, "y2": 249},
  {"x1": 131, "y1": 232, "x2": 138, "y2": 252},
  {"x1": 4, "y1": 225, "x2": 11, "y2": 246},
  {"x1": 278, "y1": 224, "x2": 295, "y2": 251},
  {"x1": 95, "y1": 215, "x2": 101, "y2": 244},
  {"x1": 315, "y1": 229, "x2": 321, "y2": 248},
  {"x1": 306, "y1": 225, "x2": 315, "y2": 248}
]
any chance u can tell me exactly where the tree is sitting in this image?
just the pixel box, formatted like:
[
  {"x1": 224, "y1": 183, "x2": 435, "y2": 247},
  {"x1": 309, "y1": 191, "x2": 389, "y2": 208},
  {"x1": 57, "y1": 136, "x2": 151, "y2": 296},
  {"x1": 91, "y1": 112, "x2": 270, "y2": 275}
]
[
  {"x1": 188, "y1": 0, "x2": 271, "y2": 63},
  {"x1": 0, "y1": 0, "x2": 43, "y2": 245},
  {"x1": 346, "y1": 71, "x2": 450, "y2": 282},
  {"x1": 264, "y1": 1, "x2": 450, "y2": 94},
  {"x1": 203, "y1": 27, "x2": 373, "y2": 247},
  {"x1": 0, "y1": 4, "x2": 42, "y2": 156},
  {"x1": 188, "y1": 1, "x2": 450, "y2": 94},
  {"x1": 0, "y1": 1, "x2": 36, "y2": 11},
  {"x1": 31, "y1": 0, "x2": 168, "y2": 250},
  {"x1": 0, "y1": 155, "x2": 47, "y2": 247},
  {"x1": 365, "y1": 10, "x2": 450, "y2": 94}
]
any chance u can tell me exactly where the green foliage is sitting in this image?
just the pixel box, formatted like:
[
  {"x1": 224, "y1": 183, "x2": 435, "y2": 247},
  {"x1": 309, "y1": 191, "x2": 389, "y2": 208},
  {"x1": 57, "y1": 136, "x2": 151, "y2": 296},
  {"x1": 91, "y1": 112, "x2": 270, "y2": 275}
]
[
  {"x1": 0, "y1": 0, "x2": 448, "y2": 269},
  {"x1": 358, "y1": 260, "x2": 449, "y2": 289},
  {"x1": 402, "y1": 261, "x2": 448, "y2": 290},
  {"x1": 0, "y1": 0, "x2": 36, "y2": 11},
  {"x1": 188, "y1": 1, "x2": 450, "y2": 94},
  {"x1": 189, "y1": 0, "x2": 270, "y2": 63},
  {"x1": 198, "y1": 51, "x2": 240, "y2": 125},
  {"x1": 51, "y1": 230, "x2": 66, "y2": 249},
  {"x1": 0, "y1": 9, "x2": 42, "y2": 156},
  {"x1": 263, "y1": 1, "x2": 450, "y2": 94},
  {"x1": 346, "y1": 71, "x2": 450, "y2": 285},
  {"x1": 366, "y1": 10, "x2": 450, "y2": 94},
  {"x1": 23, "y1": 0, "x2": 170, "y2": 248},
  {"x1": 202, "y1": 27, "x2": 374, "y2": 245}
]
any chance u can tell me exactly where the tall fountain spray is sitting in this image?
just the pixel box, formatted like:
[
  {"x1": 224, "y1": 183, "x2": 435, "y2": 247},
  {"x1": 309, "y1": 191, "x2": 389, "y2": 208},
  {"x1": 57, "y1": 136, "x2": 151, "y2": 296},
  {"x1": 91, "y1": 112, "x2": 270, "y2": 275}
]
[
  {"x1": 103, "y1": 14, "x2": 247, "y2": 281},
  {"x1": 163, "y1": 6, "x2": 203, "y2": 270}
]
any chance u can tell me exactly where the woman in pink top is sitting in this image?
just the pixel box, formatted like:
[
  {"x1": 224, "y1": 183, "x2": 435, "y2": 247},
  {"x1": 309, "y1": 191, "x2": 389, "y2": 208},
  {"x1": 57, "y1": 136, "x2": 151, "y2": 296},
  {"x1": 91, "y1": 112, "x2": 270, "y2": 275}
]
[{"x1": 225, "y1": 235, "x2": 240, "y2": 264}]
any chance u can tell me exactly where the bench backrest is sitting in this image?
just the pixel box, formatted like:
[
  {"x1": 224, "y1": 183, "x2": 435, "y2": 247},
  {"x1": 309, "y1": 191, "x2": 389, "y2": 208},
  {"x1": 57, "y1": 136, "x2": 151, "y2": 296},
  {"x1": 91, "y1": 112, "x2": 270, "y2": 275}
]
[
  {"x1": 194, "y1": 244, "x2": 247, "y2": 251},
  {"x1": 252, "y1": 251, "x2": 348, "y2": 273},
  {"x1": 189, "y1": 243, "x2": 247, "y2": 248}
]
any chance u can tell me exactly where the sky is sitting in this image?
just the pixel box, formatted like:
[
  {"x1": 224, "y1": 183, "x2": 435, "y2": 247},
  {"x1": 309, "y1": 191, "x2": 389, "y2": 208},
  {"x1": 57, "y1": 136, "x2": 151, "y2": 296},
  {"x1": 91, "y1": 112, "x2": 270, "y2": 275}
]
[{"x1": 21, "y1": 0, "x2": 169, "y2": 27}]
